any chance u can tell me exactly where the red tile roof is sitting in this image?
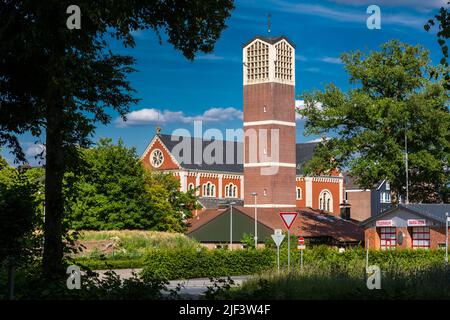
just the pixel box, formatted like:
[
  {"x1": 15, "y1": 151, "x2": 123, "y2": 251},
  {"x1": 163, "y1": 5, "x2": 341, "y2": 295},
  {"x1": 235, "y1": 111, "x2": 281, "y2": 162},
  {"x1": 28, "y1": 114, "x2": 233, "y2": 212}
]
[{"x1": 186, "y1": 206, "x2": 364, "y2": 242}]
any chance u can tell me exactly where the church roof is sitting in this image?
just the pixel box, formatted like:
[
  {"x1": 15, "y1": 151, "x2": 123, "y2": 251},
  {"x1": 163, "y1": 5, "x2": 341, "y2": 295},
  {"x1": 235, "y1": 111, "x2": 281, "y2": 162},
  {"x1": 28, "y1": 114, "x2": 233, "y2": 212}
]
[
  {"x1": 155, "y1": 134, "x2": 319, "y2": 175},
  {"x1": 242, "y1": 35, "x2": 296, "y2": 48}
]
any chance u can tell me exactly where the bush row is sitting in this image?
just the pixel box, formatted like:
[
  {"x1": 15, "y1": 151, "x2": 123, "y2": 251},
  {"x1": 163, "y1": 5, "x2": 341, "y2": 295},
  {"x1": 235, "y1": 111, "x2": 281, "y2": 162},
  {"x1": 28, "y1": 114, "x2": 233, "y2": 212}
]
[
  {"x1": 74, "y1": 257, "x2": 146, "y2": 270},
  {"x1": 141, "y1": 248, "x2": 276, "y2": 280}
]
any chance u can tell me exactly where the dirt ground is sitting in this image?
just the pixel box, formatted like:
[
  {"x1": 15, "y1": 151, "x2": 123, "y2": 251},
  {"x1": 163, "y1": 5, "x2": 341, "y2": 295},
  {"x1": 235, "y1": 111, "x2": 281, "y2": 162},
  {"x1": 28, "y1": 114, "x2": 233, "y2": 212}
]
[{"x1": 76, "y1": 240, "x2": 119, "y2": 255}]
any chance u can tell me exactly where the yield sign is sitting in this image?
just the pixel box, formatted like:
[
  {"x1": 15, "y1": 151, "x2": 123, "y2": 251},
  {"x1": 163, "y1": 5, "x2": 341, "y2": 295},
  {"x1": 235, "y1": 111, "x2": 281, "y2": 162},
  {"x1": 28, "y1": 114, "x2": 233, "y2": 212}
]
[
  {"x1": 279, "y1": 212, "x2": 298, "y2": 230},
  {"x1": 271, "y1": 233, "x2": 285, "y2": 247}
]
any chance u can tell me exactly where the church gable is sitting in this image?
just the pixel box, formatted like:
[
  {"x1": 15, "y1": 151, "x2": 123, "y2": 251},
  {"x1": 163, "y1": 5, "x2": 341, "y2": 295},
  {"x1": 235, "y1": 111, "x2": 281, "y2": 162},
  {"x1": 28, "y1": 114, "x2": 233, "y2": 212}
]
[{"x1": 141, "y1": 135, "x2": 180, "y2": 170}]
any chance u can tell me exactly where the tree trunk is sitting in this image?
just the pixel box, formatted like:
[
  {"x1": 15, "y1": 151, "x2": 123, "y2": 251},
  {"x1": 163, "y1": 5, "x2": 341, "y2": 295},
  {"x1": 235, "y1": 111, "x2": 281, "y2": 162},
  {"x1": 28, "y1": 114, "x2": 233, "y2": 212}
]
[{"x1": 42, "y1": 101, "x2": 65, "y2": 279}]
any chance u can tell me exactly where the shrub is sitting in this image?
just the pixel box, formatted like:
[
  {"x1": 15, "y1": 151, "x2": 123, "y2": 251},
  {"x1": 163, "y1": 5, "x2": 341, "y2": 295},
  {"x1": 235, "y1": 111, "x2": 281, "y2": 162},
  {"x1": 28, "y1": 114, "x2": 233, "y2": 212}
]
[{"x1": 141, "y1": 248, "x2": 275, "y2": 280}]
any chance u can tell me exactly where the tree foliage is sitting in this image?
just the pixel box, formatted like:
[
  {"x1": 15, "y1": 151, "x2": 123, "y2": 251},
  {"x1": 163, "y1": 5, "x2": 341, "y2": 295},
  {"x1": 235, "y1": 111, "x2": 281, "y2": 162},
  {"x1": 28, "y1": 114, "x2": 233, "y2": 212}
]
[
  {"x1": 0, "y1": 164, "x2": 44, "y2": 265},
  {"x1": 300, "y1": 40, "x2": 450, "y2": 203},
  {"x1": 65, "y1": 138, "x2": 197, "y2": 232},
  {"x1": 0, "y1": 0, "x2": 234, "y2": 277},
  {"x1": 425, "y1": 1, "x2": 450, "y2": 89}
]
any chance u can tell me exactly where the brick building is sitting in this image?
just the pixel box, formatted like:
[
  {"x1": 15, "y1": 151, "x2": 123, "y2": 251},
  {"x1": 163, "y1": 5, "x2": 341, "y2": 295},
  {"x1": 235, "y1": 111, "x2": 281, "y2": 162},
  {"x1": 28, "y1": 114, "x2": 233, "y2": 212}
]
[
  {"x1": 362, "y1": 204, "x2": 450, "y2": 250},
  {"x1": 141, "y1": 35, "x2": 363, "y2": 245},
  {"x1": 344, "y1": 175, "x2": 394, "y2": 221}
]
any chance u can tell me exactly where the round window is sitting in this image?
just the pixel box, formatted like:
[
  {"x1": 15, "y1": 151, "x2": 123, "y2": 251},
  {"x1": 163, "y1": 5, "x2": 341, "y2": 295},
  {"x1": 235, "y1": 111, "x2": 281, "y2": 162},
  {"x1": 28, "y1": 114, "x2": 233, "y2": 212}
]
[{"x1": 150, "y1": 149, "x2": 164, "y2": 168}]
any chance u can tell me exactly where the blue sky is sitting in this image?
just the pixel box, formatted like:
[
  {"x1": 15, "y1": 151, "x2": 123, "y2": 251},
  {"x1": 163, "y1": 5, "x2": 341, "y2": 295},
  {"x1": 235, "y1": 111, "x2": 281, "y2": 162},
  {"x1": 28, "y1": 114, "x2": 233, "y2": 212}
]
[{"x1": 2, "y1": 0, "x2": 447, "y2": 165}]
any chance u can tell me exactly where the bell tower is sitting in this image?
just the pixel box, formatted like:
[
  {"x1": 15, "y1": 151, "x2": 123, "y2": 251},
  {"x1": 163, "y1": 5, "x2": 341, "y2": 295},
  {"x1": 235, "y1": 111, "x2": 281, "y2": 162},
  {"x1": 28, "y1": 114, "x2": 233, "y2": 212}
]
[{"x1": 242, "y1": 36, "x2": 296, "y2": 208}]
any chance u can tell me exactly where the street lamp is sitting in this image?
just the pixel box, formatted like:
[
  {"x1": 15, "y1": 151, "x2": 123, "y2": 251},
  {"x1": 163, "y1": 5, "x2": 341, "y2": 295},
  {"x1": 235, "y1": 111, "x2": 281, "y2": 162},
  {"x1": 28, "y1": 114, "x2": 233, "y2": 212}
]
[
  {"x1": 252, "y1": 192, "x2": 258, "y2": 248},
  {"x1": 229, "y1": 201, "x2": 236, "y2": 251}
]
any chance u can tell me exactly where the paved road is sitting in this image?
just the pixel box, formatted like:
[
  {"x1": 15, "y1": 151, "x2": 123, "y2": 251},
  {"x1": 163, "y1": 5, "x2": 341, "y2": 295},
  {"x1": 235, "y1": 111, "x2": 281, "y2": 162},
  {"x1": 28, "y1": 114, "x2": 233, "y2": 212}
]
[{"x1": 93, "y1": 269, "x2": 249, "y2": 297}]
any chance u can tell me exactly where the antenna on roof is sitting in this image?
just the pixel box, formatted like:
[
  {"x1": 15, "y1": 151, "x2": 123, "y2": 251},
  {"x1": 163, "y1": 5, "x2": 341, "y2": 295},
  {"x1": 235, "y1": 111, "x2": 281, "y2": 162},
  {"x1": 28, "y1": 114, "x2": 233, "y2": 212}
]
[{"x1": 267, "y1": 13, "x2": 271, "y2": 34}]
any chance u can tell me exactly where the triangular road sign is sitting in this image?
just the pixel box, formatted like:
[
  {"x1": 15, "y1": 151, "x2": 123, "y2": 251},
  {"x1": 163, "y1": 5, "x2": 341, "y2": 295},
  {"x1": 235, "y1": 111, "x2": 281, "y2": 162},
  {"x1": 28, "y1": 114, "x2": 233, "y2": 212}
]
[
  {"x1": 271, "y1": 233, "x2": 285, "y2": 247},
  {"x1": 279, "y1": 212, "x2": 298, "y2": 230}
]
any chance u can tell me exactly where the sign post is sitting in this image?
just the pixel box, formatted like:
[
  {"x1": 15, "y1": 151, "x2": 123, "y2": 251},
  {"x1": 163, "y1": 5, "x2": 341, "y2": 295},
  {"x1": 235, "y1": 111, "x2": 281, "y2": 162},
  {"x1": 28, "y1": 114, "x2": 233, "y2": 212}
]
[
  {"x1": 297, "y1": 237, "x2": 305, "y2": 270},
  {"x1": 279, "y1": 212, "x2": 298, "y2": 271},
  {"x1": 271, "y1": 229, "x2": 285, "y2": 271}
]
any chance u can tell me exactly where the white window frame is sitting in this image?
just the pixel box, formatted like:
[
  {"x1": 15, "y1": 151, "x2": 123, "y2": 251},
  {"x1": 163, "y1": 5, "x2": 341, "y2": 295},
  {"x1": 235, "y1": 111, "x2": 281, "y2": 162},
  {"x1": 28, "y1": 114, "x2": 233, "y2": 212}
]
[
  {"x1": 296, "y1": 187, "x2": 302, "y2": 200},
  {"x1": 202, "y1": 181, "x2": 215, "y2": 197},
  {"x1": 225, "y1": 183, "x2": 237, "y2": 198},
  {"x1": 412, "y1": 227, "x2": 430, "y2": 250},
  {"x1": 319, "y1": 189, "x2": 333, "y2": 212},
  {"x1": 380, "y1": 227, "x2": 396, "y2": 250},
  {"x1": 380, "y1": 192, "x2": 391, "y2": 204}
]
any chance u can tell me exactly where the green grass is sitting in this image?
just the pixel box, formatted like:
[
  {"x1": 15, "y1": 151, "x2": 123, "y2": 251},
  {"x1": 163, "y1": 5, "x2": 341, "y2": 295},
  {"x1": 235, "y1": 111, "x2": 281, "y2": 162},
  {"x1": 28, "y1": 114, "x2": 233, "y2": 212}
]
[
  {"x1": 78, "y1": 230, "x2": 200, "y2": 250},
  {"x1": 217, "y1": 246, "x2": 450, "y2": 300},
  {"x1": 73, "y1": 230, "x2": 201, "y2": 269}
]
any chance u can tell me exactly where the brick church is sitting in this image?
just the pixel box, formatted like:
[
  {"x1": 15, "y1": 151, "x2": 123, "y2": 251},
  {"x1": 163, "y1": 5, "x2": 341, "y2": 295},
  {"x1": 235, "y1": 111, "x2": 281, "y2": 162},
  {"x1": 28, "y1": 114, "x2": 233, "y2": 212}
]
[{"x1": 140, "y1": 35, "x2": 363, "y2": 246}]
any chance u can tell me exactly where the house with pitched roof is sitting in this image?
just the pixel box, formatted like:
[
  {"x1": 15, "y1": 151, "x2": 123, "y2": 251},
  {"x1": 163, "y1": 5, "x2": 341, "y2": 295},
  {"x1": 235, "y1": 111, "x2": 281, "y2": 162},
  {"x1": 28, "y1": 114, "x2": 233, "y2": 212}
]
[{"x1": 361, "y1": 204, "x2": 450, "y2": 250}]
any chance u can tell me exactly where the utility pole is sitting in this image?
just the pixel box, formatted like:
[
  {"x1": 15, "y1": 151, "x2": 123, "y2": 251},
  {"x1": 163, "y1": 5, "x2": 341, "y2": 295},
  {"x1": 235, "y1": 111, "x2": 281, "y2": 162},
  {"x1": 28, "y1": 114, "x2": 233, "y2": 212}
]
[
  {"x1": 405, "y1": 130, "x2": 409, "y2": 204},
  {"x1": 229, "y1": 202, "x2": 236, "y2": 250}
]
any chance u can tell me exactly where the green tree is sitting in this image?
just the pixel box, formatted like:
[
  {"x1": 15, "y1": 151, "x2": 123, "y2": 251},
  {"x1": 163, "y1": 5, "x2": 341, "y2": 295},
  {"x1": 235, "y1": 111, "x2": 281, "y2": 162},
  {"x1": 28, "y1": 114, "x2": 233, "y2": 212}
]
[
  {"x1": 0, "y1": 0, "x2": 234, "y2": 278},
  {"x1": 0, "y1": 164, "x2": 43, "y2": 267},
  {"x1": 425, "y1": 2, "x2": 450, "y2": 89},
  {"x1": 0, "y1": 154, "x2": 8, "y2": 170},
  {"x1": 300, "y1": 40, "x2": 450, "y2": 203},
  {"x1": 66, "y1": 138, "x2": 198, "y2": 232}
]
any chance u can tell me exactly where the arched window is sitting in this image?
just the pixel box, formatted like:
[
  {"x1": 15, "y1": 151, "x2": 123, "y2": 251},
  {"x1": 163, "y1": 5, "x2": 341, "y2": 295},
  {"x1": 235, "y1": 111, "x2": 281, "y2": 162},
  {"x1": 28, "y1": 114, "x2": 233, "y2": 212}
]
[
  {"x1": 319, "y1": 190, "x2": 333, "y2": 212},
  {"x1": 225, "y1": 183, "x2": 237, "y2": 198},
  {"x1": 296, "y1": 187, "x2": 302, "y2": 200},
  {"x1": 202, "y1": 181, "x2": 215, "y2": 197},
  {"x1": 188, "y1": 183, "x2": 195, "y2": 191}
]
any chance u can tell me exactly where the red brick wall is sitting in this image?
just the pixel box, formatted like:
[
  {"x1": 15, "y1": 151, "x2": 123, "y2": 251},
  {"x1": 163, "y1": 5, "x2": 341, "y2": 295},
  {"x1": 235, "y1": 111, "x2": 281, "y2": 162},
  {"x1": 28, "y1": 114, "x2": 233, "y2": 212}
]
[
  {"x1": 347, "y1": 191, "x2": 372, "y2": 221},
  {"x1": 243, "y1": 83, "x2": 295, "y2": 123},
  {"x1": 186, "y1": 175, "x2": 196, "y2": 191},
  {"x1": 199, "y1": 176, "x2": 219, "y2": 197},
  {"x1": 296, "y1": 179, "x2": 306, "y2": 208},
  {"x1": 311, "y1": 180, "x2": 341, "y2": 215},
  {"x1": 222, "y1": 177, "x2": 241, "y2": 198},
  {"x1": 365, "y1": 226, "x2": 449, "y2": 250},
  {"x1": 243, "y1": 82, "x2": 296, "y2": 206},
  {"x1": 365, "y1": 228, "x2": 380, "y2": 250},
  {"x1": 142, "y1": 139, "x2": 179, "y2": 170},
  {"x1": 430, "y1": 226, "x2": 449, "y2": 249}
]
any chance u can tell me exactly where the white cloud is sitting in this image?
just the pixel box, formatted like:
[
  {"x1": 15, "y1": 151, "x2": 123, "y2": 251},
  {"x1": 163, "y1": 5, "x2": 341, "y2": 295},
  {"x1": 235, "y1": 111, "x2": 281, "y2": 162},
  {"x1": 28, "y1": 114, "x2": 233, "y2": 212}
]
[
  {"x1": 269, "y1": 0, "x2": 430, "y2": 29},
  {"x1": 116, "y1": 107, "x2": 243, "y2": 127},
  {"x1": 295, "y1": 100, "x2": 323, "y2": 121},
  {"x1": 197, "y1": 54, "x2": 225, "y2": 61},
  {"x1": 26, "y1": 143, "x2": 46, "y2": 157},
  {"x1": 306, "y1": 136, "x2": 330, "y2": 143},
  {"x1": 296, "y1": 54, "x2": 308, "y2": 61},
  {"x1": 305, "y1": 67, "x2": 320, "y2": 73},
  {"x1": 328, "y1": 0, "x2": 446, "y2": 11},
  {"x1": 320, "y1": 56, "x2": 343, "y2": 64}
]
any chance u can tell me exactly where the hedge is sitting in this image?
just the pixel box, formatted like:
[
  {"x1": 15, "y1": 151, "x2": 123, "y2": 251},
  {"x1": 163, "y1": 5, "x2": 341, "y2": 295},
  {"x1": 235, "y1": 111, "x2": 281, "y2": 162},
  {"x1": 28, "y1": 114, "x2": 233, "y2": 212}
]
[
  {"x1": 74, "y1": 257, "x2": 146, "y2": 270},
  {"x1": 141, "y1": 248, "x2": 276, "y2": 280}
]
